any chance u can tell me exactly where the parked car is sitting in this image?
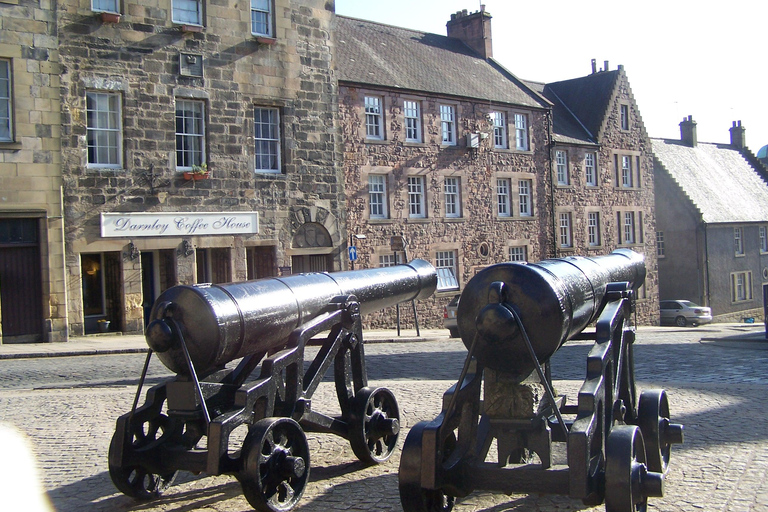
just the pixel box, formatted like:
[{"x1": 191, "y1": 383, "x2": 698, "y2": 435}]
[
  {"x1": 659, "y1": 300, "x2": 712, "y2": 327},
  {"x1": 444, "y1": 294, "x2": 460, "y2": 338}
]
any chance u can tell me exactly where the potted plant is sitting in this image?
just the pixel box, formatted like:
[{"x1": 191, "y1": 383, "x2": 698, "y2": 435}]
[
  {"x1": 97, "y1": 319, "x2": 111, "y2": 333},
  {"x1": 182, "y1": 163, "x2": 209, "y2": 180}
]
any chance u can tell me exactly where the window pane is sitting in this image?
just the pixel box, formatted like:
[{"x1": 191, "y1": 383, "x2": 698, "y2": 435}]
[
  {"x1": 86, "y1": 92, "x2": 121, "y2": 166},
  {"x1": 497, "y1": 179, "x2": 510, "y2": 217},
  {"x1": 254, "y1": 107, "x2": 280, "y2": 172},
  {"x1": 173, "y1": 0, "x2": 201, "y2": 24},
  {"x1": 251, "y1": 0, "x2": 271, "y2": 36},
  {"x1": 0, "y1": 60, "x2": 10, "y2": 141},
  {"x1": 92, "y1": 0, "x2": 119, "y2": 12}
]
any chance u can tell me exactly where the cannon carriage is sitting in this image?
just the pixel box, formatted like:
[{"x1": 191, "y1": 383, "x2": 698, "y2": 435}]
[
  {"x1": 109, "y1": 260, "x2": 437, "y2": 512},
  {"x1": 398, "y1": 249, "x2": 683, "y2": 512}
]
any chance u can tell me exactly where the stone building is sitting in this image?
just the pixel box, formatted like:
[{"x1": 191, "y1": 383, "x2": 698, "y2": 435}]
[
  {"x1": 57, "y1": 0, "x2": 342, "y2": 336},
  {"x1": 653, "y1": 118, "x2": 768, "y2": 322},
  {"x1": 0, "y1": 0, "x2": 67, "y2": 342}
]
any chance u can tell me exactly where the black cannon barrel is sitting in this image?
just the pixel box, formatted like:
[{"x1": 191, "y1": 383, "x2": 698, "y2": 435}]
[
  {"x1": 457, "y1": 249, "x2": 645, "y2": 376},
  {"x1": 146, "y1": 259, "x2": 437, "y2": 375}
]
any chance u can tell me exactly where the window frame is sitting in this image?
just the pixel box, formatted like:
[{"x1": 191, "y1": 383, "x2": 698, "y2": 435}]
[
  {"x1": 172, "y1": 0, "x2": 203, "y2": 26},
  {"x1": 403, "y1": 99, "x2": 422, "y2": 143},
  {"x1": 734, "y1": 227, "x2": 744, "y2": 255},
  {"x1": 443, "y1": 177, "x2": 461, "y2": 218},
  {"x1": 496, "y1": 178, "x2": 511, "y2": 218},
  {"x1": 254, "y1": 106, "x2": 281, "y2": 173},
  {"x1": 518, "y1": 179, "x2": 532, "y2": 217},
  {"x1": 620, "y1": 211, "x2": 636, "y2": 245},
  {"x1": 588, "y1": 211, "x2": 601, "y2": 247},
  {"x1": 368, "y1": 174, "x2": 388, "y2": 219},
  {"x1": 364, "y1": 95, "x2": 384, "y2": 140},
  {"x1": 407, "y1": 175, "x2": 426, "y2": 218},
  {"x1": 621, "y1": 155, "x2": 633, "y2": 188},
  {"x1": 0, "y1": 59, "x2": 12, "y2": 143},
  {"x1": 620, "y1": 104, "x2": 630, "y2": 131},
  {"x1": 440, "y1": 104, "x2": 457, "y2": 146},
  {"x1": 91, "y1": 0, "x2": 119, "y2": 14},
  {"x1": 86, "y1": 91, "x2": 123, "y2": 169},
  {"x1": 556, "y1": 150, "x2": 569, "y2": 185},
  {"x1": 731, "y1": 271, "x2": 753, "y2": 302},
  {"x1": 559, "y1": 212, "x2": 572, "y2": 248},
  {"x1": 656, "y1": 231, "x2": 665, "y2": 257},
  {"x1": 514, "y1": 113, "x2": 528, "y2": 151},
  {"x1": 250, "y1": 0, "x2": 273, "y2": 37},
  {"x1": 509, "y1": 246, "x2": 527, "y2": 262},
  {"x1": 379, "y1": 253, "x2": 401, "y2": 267},
  {"x1": 435, "y1": 250, "x2": 459, "y2": 291},
  {"x1": 585, "y1": 152, "x2": 597, "y2": 186},
  {"x1": 175, "y1": 98, "x2": 206, "y2": 170},
  {"x1": 491, "y1": 111, "x2": 507, "y2": 149},
  {"x1": 760, "y1": 226, "x2": 768, "y2": 253}
]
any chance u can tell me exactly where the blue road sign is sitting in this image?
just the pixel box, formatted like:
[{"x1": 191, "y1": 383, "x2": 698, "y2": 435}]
[{"x1": 348, "y1": 246, "x2": 358, "y2": 261}]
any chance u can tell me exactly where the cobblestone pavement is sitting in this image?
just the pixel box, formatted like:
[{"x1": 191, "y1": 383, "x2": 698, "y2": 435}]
[{"x1": 1, "y1": 324, "x2": 767, "y2": 511}]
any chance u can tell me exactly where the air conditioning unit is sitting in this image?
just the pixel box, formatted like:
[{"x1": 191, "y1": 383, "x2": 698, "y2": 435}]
[{"x1": 466, "y1": 132, "x2": 480, "y2": 148}]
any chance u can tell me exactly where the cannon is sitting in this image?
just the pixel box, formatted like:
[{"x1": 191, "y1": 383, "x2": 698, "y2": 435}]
[
  {"x1": 109, "y1": 260, "x2": 436, "y2": 512},
  {"x1": 399, "y1": 249, "x2": 684, "y2": 512}
]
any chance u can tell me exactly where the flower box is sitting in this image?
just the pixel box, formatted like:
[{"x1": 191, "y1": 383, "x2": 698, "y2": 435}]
[{"x1": 100, "y1": 12, "x2": 121, "y2": 23}]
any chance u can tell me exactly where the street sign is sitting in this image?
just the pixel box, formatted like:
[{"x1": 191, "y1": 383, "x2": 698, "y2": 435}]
[{"x1": 348, "y1": 245, "x2": 358, "y2": 262}]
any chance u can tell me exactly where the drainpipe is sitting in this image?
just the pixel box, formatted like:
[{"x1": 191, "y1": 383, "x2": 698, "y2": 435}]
[
  {"x1": 702, "y1": 222, "x2": 710, "y2": 307},
  {"x1": 547, "y1": 111, "x2": 557, "y2": 258}
]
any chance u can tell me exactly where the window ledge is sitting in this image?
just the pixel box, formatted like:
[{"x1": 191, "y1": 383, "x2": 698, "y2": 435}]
[
  {"x1": 255, "y1": 36, "x2": 277, "y2": 45},
  {"x1": 405, "y1": 217, "x2": 430, "y2": 224},
  {"x1": 365, "y1": 139, "x2": 390, "y2": 145},
  {"x1": 98, "y1": 11, "x2": 121, "y2": 23},
  {"x1": 444, "y1": 217, "x2": 465, "y2": 223},
  {"x1": 368, "y1": 218, "x2": 394, "y2": 225},
  {"x1": 0, "y1": 141, "x2": 23, "y2": 151},
  {"x1": 179, "y1": 24, "x2": 204, "y2": 33},
  {"x1": 403, "y1": 141, "x2": 426, "y2": 147}
]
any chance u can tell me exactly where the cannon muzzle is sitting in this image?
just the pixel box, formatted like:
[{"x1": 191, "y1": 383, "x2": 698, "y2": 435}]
[{"x1": 146, "y1": 259, "x2": 437, "y2": 375}]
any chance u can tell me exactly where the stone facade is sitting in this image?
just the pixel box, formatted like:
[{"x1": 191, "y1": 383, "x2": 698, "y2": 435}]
[
  {"x1": 57, "y1": 0, "x2": 342, "y2": 335},
  {"x1": 0, "y1": 0, "x2": 67, "y2": 342}
]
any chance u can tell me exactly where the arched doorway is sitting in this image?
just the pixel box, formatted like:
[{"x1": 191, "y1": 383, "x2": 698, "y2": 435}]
[{"x1": 291, "y1": 222, "x2": 333, "y2": 273}]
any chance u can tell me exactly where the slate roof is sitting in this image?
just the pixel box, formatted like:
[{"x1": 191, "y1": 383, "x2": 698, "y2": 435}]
[
  {"x1": 525, "y1": 79, "x2": 597, "y2": 145},
  {"x1": 335, "y1": 16, "x2": 546, "y2": 109},
  {"x1": 652, "y1": 138, "x2": 768, "y2": 223}
]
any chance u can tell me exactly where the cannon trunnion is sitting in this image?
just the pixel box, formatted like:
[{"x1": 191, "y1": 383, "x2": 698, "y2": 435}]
[
  {"x1": 398, "y1": 250, "x2": 683, "y2": 512},
  {"x1": 109, "y1": 260, "x2": 436, "y2": 512}
]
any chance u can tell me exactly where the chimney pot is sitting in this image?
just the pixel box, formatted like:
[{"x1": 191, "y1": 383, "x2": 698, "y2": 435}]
[
  {"x1": 591, "y1": 59, "x2": 597, "y2": 74},
  {"x1": 604, "y1": 60, "x2": 609, "y2": 71}
]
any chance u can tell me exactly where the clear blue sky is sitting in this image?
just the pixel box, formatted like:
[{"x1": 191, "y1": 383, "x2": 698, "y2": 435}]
[{"x1": 335, "y1": 0, "x2": 768, "y2": 152}]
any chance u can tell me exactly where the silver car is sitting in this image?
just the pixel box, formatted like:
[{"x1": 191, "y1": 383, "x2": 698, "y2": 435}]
[
  {"x1": 443, "y1": 294, "x2": 460, "y2": 338},
  {"x1": 660, "y1": 300, "x2": 712, "y2": 327}
]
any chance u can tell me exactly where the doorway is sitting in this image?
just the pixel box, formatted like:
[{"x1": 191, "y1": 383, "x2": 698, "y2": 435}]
[{"x1": 0, "y1": 218, "x2": 43, "y2": 342}]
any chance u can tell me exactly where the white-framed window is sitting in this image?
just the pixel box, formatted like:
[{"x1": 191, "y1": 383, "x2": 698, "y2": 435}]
[
  {"x1": 656, "y1": 231, "x2": 665, "y2": 257},
  {"x1": 440, "y1": 104, "x2": 456, "y2": 145},
  {"x1": 0, "y1": 59, "x2": 11, "y2": 142},
  {"x1": 622, "y1": 211, "x2": 635, "y2": 244},
  {"x1": 760, "y1": 226, "x2": 768, "y2": 253},
  {"x1": 365, "y1": 96, "x2": 383, "y2": 140},
  {"x1": 556, "y1": 150, "x2": 569, "y2": 185},
  {"x1": 175, "y1": 99, "x2": 205, "y2": 169},
  {"x1": 588, "y1": 212, "x2": 601, "y2": 246},
  {"x1": 491, "y1": 111, "x2": 507, "y2": 149},
  {"x1": 620, "y1": 104, "x2": 630, "y2": 131},
  {"x1": 379, "y1": 253, "x2": 401, "y2": 267},
  {"x1": 621, "y1": 155, "x2": 633, "y2": 187},
  {"x1": 559, "y1": 212, "x2": 572, "y2": 248},
  {"x1": 92, "y1": 0, "x2": 119, "y2": 13},
  {"x1": 368, "y1": 175, "x2": 388, "y2": 219},
  {"x1": 497, "y1": 178, "x2": 511, "y2": 217},
  {"x1": 734, "y1": 227, "x2": 744, "y2": 255},
  {"x1": 509, "y1": 246, "x2": 527, "y2": 262},
  {"x1": 731, "y1": 271, "x2": 753, "y2": 302},
  {"x1": 172, "y1": 0, "x2": 202, "y2": 25},
  {"x1": 518, "y1": 179, "x2": 532, "y2": 217},
  {"x1": 250, "y1": 0, "x2": 272, "y2": 36},
  {"x1": 408, "y1": 176, "x2": 426, "y2": 218},
  {"x1": 435, "y1": 250, "x2": 459, "y2": 291},
  {"x1": 585, "y1": 152, "x2": 597, "y2": 186},
  {"x1": 404, "y1": 100, "x2": 421, "y2": 143},
  {"x1": 444, "y1": 177, "x2": 460, "y2": 218},
  {"x1": 514, "y1": 113, "x2": 528, "y2": 151},
  {"x1": 86, "y1": 91, "x2": 122, "y2": 167},
  {"x1": 254, "y1": 107, "x2": 280, "y2": 173}
]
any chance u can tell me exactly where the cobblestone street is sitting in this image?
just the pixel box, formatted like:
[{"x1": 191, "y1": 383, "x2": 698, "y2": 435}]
[{"x1": 1, "y1": 324, "x2": 767, "y2": 511}]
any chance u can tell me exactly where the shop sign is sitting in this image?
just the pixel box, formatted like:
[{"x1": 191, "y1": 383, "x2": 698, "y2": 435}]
[{"x1": 101, "y1": 212, "x2": 259, "y2": 237}]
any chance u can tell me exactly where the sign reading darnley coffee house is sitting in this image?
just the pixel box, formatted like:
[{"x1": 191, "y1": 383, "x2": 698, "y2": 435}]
[{"x1": 100, "y1": 212, "x2": 259, "y2": 237}]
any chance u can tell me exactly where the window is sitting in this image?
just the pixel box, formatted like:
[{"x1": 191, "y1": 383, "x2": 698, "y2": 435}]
[
  {"x1": 172, "y1": 0, "x2": 202, "y2": 25},
  {"x1": 509, "y1": 246, "x2": 527, "y2": 262},
  {"x1": 491, "y1": 111, "x2": 507, "y2": 149},
  {"x1": 379, "y1": 254, "x2": 401, "y2": 267},
  {"x1": 588, "y1": 212, "x2": 601, "y2": 246},
  {"x1": 368, "y1": 175, "x2": 388, "y2": 219},
  {"x1": 365, "y1": 96, "x2": 383, "y2": 140},
  {"x1": 92, "y1": 0, "x2": 119, "y2": 13},
  {"x1": 408, "y1": 176, "x2": 426, "y2": 218},
  {"x1": 734, "y1": 227, "x2": 744, "y2": 255},
  {"x1": 514, "y1": 113, "x2": 528, "y2": 150},
  {"x1": 403, "y1": 100, "x2": 421, "y2": 142},
  {"x1": 175, "y1": 99, "x2": 205, "y2": 169},
  {"x1": 440, "y1": 105, "x2": 456, "y2": 145},
  {"x1": 254, "y1": 107, "x2": 280, "y2": 172},
  {"x1": 621, "y1": 104, "x2": 629, "y2": 130},
  {"x1": 86, "y1": 91, "x2": 122, "y2": 167},
  {"x1": 760, "y1": 226, "x2": 768, "y2": 253},
  {"x1": 585, "y1": 152, "x2": 597, "y2": 186},
  {"x1": 0, "y1": 59, "x2": 11, "y2": 142},
  {"x1": 250, "y1": 0, "x2": 272, "y2": 36},
  {"x1": 559, "y1": 212, "x2": 572, "y2": 248},
  {"x1": 556, "y1": 150, "x2": 569, "y2": 185},
  {"x1": 518, "y1": 179, "x2": 532, "y2": 217},
  {"x1": 444, "y1": 177, "x2": 460, "y2": 218},
  {"x1": 621, "y1": 211, "x2": 635, "y2": 244},
  {"x1": 656, "y1": 231, "x2": 665, "y2": 257},
  {"x1": 731, "y1": 271, "x2": 753, "y2": 302},
  {"x1": 497, "y1": 178, "x2": 511, "y2": 217},
  {"x1": 621, "y1": 155, "x2": 633, "y2": 187},
  {"x1": 435, "y1": 251, "x2": 459, "y2": 290}
]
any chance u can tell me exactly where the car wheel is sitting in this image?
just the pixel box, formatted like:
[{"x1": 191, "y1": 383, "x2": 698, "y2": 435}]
[
  {"x1": 691, "y1": 321, "x2": 699, "y2": 327},
  {"x1": 448, "y1": 328, "x2": 459, "y2": 339},
  {"x1": 675, "y1": 316, "x2": 687, "y2": 327}
]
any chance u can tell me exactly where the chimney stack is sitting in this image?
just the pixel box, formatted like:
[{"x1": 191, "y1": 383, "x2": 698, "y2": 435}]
[
  {"x1": 591, "y1": 59, "x2": 597, "y2": 74},
  {"x1": 604, "y1": 60, "x2": 609, "y2": 71},
  {"x1": 730, "y1": 120, "x2": 746, "y2": 149},
  {"x1": 680, "y1": 115, "x2": 697, "y2": 147},
  {"x1": 447, "y1": 7, "x2": 493, "y2": 59}
]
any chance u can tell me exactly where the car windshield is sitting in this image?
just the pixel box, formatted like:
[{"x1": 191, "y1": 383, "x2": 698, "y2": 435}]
[{"x1": 678, "y1": 301, "x2": 699, "y2": 307}]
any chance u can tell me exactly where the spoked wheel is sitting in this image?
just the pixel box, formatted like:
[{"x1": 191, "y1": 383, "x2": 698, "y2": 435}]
[
  {"x1": 349, "y1": 386, "x2": 401, "y2": 464},
  {"x1": 637, "y1": 389, "x2": 684, "y2": 474},
  {"x1": 108, "y1": 425, "x2": 177, "y2": 499},
  {"x1": 605, "y1": 425, "x2": 664, "y2": 512},
  {"x1": 675, "y1": 316, "x2": 687, "y2": 327},
  {"x1": 240, "y1": 417, "x2": 310, "y2": 512},
  {"x1": 399, "y1": 421, "x2": 456, "y2": 512}
]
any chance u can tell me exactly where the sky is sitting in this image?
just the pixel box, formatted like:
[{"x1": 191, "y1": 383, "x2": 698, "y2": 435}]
[{"x1": 335, "y1": 0, "x2": 768, "y2": 152}]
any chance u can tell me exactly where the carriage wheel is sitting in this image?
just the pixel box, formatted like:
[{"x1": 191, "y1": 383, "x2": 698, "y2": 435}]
[
  {"x1": 108, "y1": 426, "x2": 177, "y2": 499},
  {"x1": 399, "y1": 421, "x2": 456, "y2": 512},
  {"x1": 349, "y1": 387, "x2": 401, "y2": 464},
  {"x1": 240, "y1": 418, "x2": 310, "y2": 512},
  {"x1": 605, "y1": 426, "x2": 663, "y2": 512},
  {"x1": 637, "y1": 389, "x2": 683, "y2": 474}
]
